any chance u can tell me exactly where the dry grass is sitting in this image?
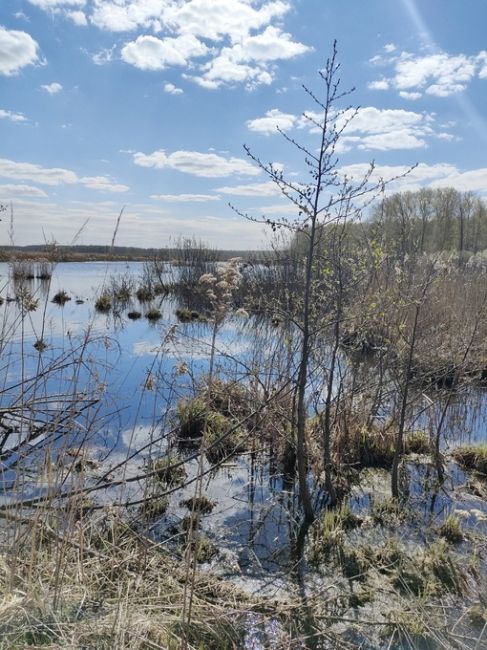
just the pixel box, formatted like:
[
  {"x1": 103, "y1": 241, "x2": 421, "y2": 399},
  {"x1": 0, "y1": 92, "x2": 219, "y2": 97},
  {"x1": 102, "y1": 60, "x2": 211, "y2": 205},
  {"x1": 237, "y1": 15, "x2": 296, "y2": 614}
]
[{"x1": 0, "y1": 511, "x2": 277, "y2": 649}]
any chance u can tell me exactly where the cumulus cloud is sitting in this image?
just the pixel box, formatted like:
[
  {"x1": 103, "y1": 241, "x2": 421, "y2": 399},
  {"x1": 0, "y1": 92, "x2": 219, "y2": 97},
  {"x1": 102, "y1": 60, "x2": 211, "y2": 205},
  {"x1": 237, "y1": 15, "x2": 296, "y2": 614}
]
[
  {"x1": 368, "y1": 79, "x2": 389, "y2": 91},
  {"x1": 191, "y1": 26, "x2": 310, "y2": 89},
  {"x1": 0, "y1": 158, "x2": 78, "y2": 185},
  {"x1": 28, "y1": 0, "x2": 86, "y2": 7},
  {"x1": 339, "y1": 162, "x2": 487, "y2": 195},
  {"x1": 0, "y1": 26, "x2": 39, "y2": 76},
  {"x1": 0, "y1": 184, "x2": 48, "y2": 198},
  {"x1": 121, "y1": 34, "x2": 208, "y2": 71},
  {"x1": 247, "y1": 108, "x2": 297, "y2": 134},
  {"x1": 0, "y1": 158, "x2": 128, "y2": 193},
  {"x1": 6, "y1": 199, "x2": 265, "y2": 248},
  {"x1": 163, "y1": 82, "x2": 183, "y2": 94},
  {"x1": 399, "y1": 90, "x2": 422, "y2": 101},
  {"x1": 92, "y1": 45, "x2": 116, "y2": 65},
  {"x1": 0, "y1": 109, "x2": 27, "y2": 122},
  {"x1": 247, "y1": 106, "x2": 447, "y2": 152},
  {"x1": 150, "y1": 193, "x2": 219, "y2": 202},
  {"x1": 133, "y1": 149, "x2": 259, "y2": 178},
  {"x1": 41, "y1": 82, "x2": 63, "y2": 94},
  {"x1": 334, "y1": 107, "x2": 436, "y2": 151},
  {"x1": 66, "y1": 10, "x2": 88, "y2": 25},
  {"x1": 86, "y1": 0, "x2": 309, "y2": 89},
  {"x1": 369, "y1": 48, "x2": 487, "y2": 98},
  {"x1": 90, "y1": 0, "x2": 289, "y2": 38},
  {"x1": 80, "y1": 176, "x2": 129, "y2": 192},
  {"x1": 216, "y1": 181, "x2": 280, "y2": 197}
]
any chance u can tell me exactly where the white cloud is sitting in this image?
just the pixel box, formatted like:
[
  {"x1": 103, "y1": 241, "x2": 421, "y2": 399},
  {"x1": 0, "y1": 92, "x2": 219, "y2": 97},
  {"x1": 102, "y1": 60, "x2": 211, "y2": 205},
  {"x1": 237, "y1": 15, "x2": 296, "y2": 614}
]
[
  {"x1": 161, "y1": 0, "x2": 290, "y2": 42},
  {"x1": 90, "y1": 0, "x2": 165, "y2": 32},
  {"x1": 369, "y1": 48, "x2": 487, "y2": 99},
  {"x1": 33, "y1": 0, "x2": 308, "y2": 90},
  {"x1": 384, "y1": 43, "x2": 396, "y2": 54},
  {"x1": 40, "y1": 82, "x2": 63, "y2": 94},
  {"x1": 163, "y1": 82, "x2": 183, "y2": 94},
  {"x1": 6, "y1": 198, "x2": 266, "y2": 248},
  {"x1": 257, "y1": 202, "x2": 298, "y2": 215},
  {"x1": 121, "y1": 34, "x2": 208, "y2": 71},
  {"x1": 216, "y1": 181, "x2": 280, "y2": 197},
  {"x1": 339, "y1": 162, "x2": 487, "y2": 195},
  {"x1": 80, "y1": 176, "x2": 129, "y2": 192},
  {"x1": 28, "y1": 0, "x2": 86, "y2": 7},
  {"x1": 368, "y1": 79, "x2": 389, "y2": 91},
  {"x1": 90, "y1": 0, "x2": 289, "y2": 39},
  {"x1": 133, "y1": 150, "x2": 259, "y2": 178},
  {"x1": 0, "y1": 184, "x2": 48, "y2": 198},
  {"x1": 335, "y1": 107, "x2": 434, "y2": 151},
  {"x1": 478, "y1": 51, "x2": 487, "y2": 79},
  {"x1": 66, "y1": 10, "x2": 88, "y2": 25},
  {"x1": 247, "y1": 106, "x2": 444, "y2": 152},
  {"x1": 0, "y1": 158, "x2": 128, "y2": 193},
  {"x1": 92, "y1": 45, "x2": 116, "y2": 65},
  {"x1": 247, "y1": 108, "x2": 297, "y2": 134},
  {"x1": 0, "y1": 158, "x2": 78, "y2": 186},
  {"x1": 150, "y1": 193, "x2": 219, "y2": 202},
  {"x1": 396, "y1": 53, "x2": 476, "y2": 97},
  {"x1": 399, "y1": 90, "x2": 422, "y2": 100},
  {"x1": 0, "y1": 26, "x2": 39, "y2": 76},
  {"x1": 191, "y1": 26, "x2": 310, "y2": 89},
  {"x1": 0, "y1": 109, "x2": 27, "y2": 122}
]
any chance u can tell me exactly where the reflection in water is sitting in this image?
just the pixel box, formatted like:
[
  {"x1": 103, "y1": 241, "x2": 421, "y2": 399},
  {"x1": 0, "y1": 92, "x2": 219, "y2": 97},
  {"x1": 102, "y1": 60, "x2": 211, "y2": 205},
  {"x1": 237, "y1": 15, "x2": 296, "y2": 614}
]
[{"x1": 1, "y1": 262, "x2": 487, "y2": 648}]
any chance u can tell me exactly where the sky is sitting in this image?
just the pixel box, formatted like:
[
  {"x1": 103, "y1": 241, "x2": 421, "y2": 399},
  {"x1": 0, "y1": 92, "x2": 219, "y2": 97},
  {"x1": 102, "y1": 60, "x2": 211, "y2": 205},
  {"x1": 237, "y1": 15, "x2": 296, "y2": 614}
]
[{"x1": 0, "y1": 0, "x2": 487, "y2": 249}]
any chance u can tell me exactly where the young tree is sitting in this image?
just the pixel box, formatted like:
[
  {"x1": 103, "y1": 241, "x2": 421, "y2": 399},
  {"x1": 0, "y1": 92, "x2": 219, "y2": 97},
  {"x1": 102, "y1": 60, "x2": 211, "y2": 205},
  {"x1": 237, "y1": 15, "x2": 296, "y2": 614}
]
[{"x1": 234, "y1": 42, "x2": 386, "y2": 521}]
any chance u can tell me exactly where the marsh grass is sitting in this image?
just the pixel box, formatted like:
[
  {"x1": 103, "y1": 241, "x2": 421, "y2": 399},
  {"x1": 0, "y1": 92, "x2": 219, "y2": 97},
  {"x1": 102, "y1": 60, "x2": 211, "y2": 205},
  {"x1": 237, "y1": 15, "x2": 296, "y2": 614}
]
[
  {"x1": 453, "y1": 444, "x2": 487, "y2": 475},
  {"x1": 145, "y1": 307, "x2": 162, "y2": 321},
  {"x1": 438, "y1": 514, "x2": 464, "y2": 543},
  {"x1": 51, "y1": 290, "x2": 71, "y2": 305},
  {"x1": 95, "y1": 293, "x2": 112, "y2": 312},
  {"x1": 0, "y1": 512, "x2": 263, "y2": 650}
]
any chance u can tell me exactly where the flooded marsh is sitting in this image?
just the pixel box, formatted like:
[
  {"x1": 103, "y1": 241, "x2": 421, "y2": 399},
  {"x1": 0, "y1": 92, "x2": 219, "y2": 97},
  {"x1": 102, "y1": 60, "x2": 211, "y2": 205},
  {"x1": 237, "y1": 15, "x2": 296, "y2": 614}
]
[{"x1": 0, "y1": 258, "x2": 486, "y2": 649}]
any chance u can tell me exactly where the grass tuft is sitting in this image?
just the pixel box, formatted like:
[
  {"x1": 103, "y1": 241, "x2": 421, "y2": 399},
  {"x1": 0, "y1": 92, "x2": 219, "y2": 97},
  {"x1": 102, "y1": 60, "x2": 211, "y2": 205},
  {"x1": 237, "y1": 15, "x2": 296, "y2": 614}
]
[{"x1": 51, "y1": 290, "x2": 71, "y2": 306}]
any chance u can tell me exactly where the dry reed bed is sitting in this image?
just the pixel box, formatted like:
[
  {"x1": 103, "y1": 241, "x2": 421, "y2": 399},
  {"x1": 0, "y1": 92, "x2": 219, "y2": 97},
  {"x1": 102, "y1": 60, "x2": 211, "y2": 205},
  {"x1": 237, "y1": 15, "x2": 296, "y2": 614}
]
[{"x1": 0, "y1": 510, "x2": 289, "y2": 649}]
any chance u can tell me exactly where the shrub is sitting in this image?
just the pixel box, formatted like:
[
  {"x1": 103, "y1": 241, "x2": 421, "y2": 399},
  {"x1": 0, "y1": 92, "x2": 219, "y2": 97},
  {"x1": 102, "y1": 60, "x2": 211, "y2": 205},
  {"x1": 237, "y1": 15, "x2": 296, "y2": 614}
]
[{"x1": 127, "y1": 310, "x2": 142, "y2": 320}]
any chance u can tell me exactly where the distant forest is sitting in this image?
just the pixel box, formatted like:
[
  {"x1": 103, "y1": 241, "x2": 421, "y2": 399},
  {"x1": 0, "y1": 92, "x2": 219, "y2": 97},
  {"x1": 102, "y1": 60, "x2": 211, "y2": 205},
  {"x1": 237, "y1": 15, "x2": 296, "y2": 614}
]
[
  {"x1": 289, "y1": 188, "x2": 487, "y2": 265},
  {"x1": 371, "y1": 187, "x2": 487, "y2": 258},
  {"x1": 1, "y1": 188, "x2": 486, "y2": 262}
]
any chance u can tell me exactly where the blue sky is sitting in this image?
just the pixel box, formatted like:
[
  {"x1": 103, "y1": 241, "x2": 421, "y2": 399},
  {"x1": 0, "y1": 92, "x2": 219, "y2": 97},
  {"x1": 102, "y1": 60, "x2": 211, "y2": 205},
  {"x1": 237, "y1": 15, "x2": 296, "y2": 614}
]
[{"x1": 1, "y1": 0, "x2": 486, "y2": 248}]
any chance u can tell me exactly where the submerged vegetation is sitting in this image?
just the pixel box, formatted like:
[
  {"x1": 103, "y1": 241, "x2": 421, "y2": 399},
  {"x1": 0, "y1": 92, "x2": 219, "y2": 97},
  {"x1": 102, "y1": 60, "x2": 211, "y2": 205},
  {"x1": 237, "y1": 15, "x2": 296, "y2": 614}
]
[{"x1": 1, "y1": 46, "x2": 487, "y2": 649}]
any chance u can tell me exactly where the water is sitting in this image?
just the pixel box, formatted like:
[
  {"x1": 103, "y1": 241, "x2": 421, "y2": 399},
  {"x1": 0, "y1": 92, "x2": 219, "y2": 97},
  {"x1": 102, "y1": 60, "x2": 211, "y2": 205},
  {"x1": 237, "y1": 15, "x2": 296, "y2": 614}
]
[{"x1": 1, "y1": 261, "x2": 487, "y2": 648}]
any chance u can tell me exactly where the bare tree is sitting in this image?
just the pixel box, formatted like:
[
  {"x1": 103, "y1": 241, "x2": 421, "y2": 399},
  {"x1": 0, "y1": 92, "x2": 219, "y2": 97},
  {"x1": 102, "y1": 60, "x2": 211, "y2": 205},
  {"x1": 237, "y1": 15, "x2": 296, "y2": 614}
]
[{"x1": 233, "y1": 42, "x2": 386, "y2": 521}]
